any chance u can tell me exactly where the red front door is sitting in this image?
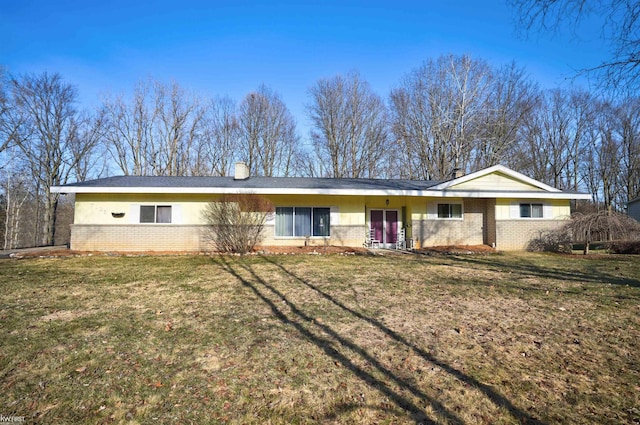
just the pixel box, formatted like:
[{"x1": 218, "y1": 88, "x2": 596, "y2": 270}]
[
  {"x1": 371, "y1": 210, "x2": 384, "y2": 243},
  {"x1": 371, "y1": 210, "x2": 398, "y2": 246},
  {"x1": 386, "y1": 210, "x2": 398, "y2": 244}
]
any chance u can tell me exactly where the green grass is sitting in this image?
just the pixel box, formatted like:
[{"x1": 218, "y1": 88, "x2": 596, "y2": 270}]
[{"x1": 1, "y1": 252, "x2": 639, "y2": 424}]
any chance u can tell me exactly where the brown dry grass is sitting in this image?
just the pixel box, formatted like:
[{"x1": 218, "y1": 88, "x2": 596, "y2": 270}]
[{"x1": 0, "y1": 252, "x2": 638, "y2": 424}]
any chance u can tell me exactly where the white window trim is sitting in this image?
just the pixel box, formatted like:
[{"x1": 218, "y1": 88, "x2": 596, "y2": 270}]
[
  {"x1": 135, "y1": 204, "x2": 174, "y2": 224},
  {"x1": 427, "y1": 201, "x2": 464, "y2": 220},
  {"x1": 274, "y1": 206, "x2": 332, "y2": 239},
  {"x1": 509, "y1": 201, "x2": 553, "y2": 220}
]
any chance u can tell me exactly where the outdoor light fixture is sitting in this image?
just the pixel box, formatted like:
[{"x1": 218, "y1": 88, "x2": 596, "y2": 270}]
[
  {"x1": 111, "y1": 212, "x2": 125, "y2": 218},
  {"x1": 385, "y1": 199, "x2": 389, "y2": 206}
]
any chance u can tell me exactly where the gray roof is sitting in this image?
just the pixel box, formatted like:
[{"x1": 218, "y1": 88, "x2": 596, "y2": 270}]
[{"x1": 59, "y1": 175, "x2": 444, "y2": 191}]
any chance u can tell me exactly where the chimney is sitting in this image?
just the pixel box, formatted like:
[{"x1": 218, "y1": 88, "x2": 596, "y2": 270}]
[
  {"x1": 234, "y1": 162, "x2": 250, "y2": 180},
  {"x1": 452, "y1": 168, "x2": 464, "y2": 179}
]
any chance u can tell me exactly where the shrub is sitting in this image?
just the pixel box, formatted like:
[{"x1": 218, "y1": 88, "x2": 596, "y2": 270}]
[
  {"x1": 203, "y1": 194, "x2": 274, "y2": 254},
  {"x1": 526, "y1": 229, "x2": 573, "y2": 253},
  {"x1": 608, "y1": 241, "x2": 640, "y2": 254},
  {"x1": 562, "y1": 210, "x2": 640, "y2": 254}
]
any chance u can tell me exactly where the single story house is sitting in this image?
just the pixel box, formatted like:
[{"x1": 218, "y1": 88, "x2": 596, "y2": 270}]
[
  {"x1": 51, "y1": 163, "x2": 592, "y2": 252},
  {"x1": 628, "y1": 197, "x2": 640, "y2": 222}
]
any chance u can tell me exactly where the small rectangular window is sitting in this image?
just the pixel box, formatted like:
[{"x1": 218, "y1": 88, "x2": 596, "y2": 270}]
[
  {"x1": 437, "y1": 203, "x2": 462, "y2": 219},
  {"x1": 140, "y1": 205, "x2": 172, "y2": 223},
  {"x1": 156, "y1": 206, "x2": 172, "y2": 223},
  {"x1": 520, "y1": 203, "x2": 543, "y2": 218},
  {"x1": 140, "y1": 205, "x2": 156, "y2": 223}
]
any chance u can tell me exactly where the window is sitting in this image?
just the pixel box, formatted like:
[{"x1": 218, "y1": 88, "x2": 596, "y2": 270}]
[
  {"x1": 437, "y1": 203, "x2": 462, "y2": 219},
  {"x1": 520, "y1": 203, "x2": 543, "y2": 218},
  {"x1": 140, "y1": 205, "x2": 172, "y2": 223},
  {"x1": 276, "y1": 207, "x2": 330, "y2": 237}
]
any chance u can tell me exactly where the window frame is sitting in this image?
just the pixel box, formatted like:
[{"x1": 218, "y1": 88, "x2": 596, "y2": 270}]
[
  {"x1": 139, "y1": 205, "x2": 172, "y2": 224},
  {"x1": 435, "y1": 203, "x2": 463, "y2": 220},
  {"x1": 275, "y1": 206, "x2": 331, "y2": 238},
  {"x1": 519, "y1": 202, "x2": 544, "y2": 219}
]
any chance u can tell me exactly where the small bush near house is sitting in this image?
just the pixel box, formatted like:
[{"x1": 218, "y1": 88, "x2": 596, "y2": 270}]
[
  {"x1": 203, "y1": 194, "x2": 274, "y2": 254},
  {"x1": 526, "y1": 229, "x2": 572, "y2": 253},
  {"x1": 608, "y1": 240, "x2": 640, "y2": 254}
]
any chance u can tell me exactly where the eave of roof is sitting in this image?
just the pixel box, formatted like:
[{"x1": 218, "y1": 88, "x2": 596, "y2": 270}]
[{"x1": 51, "y1": 182, "x2": 591, "y2": 200}]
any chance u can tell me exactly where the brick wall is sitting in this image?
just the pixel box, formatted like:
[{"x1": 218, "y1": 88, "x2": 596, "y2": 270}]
[
  {"x1": 495, "y1": 220, "x2": 565, "y2": 250},
  {"x1": 260, "y1": 224, "x2": 366, "y2": 247},
  {"x1": 71, "y1": 223, "x2": 366, "y2": 251},
  {"x1": 412, "y1": 199, "x2": 485, "y2": 247},
  {"x1": 70, "y1": 224, "x2": 212, "y2": 252}
]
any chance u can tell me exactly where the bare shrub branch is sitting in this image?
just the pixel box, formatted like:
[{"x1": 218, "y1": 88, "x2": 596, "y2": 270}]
[
  {"x1": 203, "y1": 194, "x2": 274, "y2": 254},
  {"x1": 563, "y1": 209, "x2": 640, "y2": 254}
]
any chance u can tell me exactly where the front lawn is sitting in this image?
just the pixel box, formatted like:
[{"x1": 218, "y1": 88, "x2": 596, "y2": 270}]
[{"x1": 1, "y1": 252, "x2": 638, "y2": 424}]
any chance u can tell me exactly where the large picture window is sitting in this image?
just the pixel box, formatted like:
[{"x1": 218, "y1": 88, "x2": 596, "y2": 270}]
[
  {"x1": 520, "y1": 203, "x2": 543, "y2": 218},
  {"x1": 140, "y1": 205, "x2": 172, "y2": 223},
  {"x1": 437, "y1": 203, "x2": 462, "y2": 219},
  {"x1": 276, "y1": 207, "x2": 330, "y2": 237}
]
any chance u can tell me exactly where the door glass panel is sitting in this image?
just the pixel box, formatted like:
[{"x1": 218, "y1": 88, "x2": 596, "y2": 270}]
[
  {"x1": 386, "y1": 210, "x2": 398, "y2": 244},
  {"x1": 294, "y1": 208, "x2": 311, "y2": 236},
  {"x1": 313, "y1": 208, "x2": 330, "y2": 236},
  {"x1": 371, "y1": 210, "x2": 384, "y2": 242},
  {"x1": 276, "y1": 207, "x2": 294, "y2": 236}
]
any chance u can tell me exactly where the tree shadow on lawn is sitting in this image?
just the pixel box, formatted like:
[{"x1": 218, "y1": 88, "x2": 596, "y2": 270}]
[
  {"x1": 443, "y1": 254, "x2": 640, "y2": 290},
  {"x1": 216, "y1": 255, "x2": 546, "y2": 424}
]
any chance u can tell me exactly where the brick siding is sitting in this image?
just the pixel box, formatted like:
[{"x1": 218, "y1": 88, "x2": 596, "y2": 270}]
[
  {"x1": 70, "y1": 224, "x2": 211, "y2": 252},
  {"x1": 412, "y1": 199, "x2": 485, "y2": 247},
  {"x1": 495, "y1": 220, "x2": 565, "y2": 250},
  {"x1": 71, "y1": 223, "x2": 366, "y2": 251},
  {"x1": 260, "y1": 224, "x2": 366, "y2": 247}
]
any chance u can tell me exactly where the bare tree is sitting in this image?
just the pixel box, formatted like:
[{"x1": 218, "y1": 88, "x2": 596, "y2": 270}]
[
  {"x1": 517, "y1": 88, "x2": 595, "y2": 190},
  {"x1": 390, "y1": 54, "x2": 493, "y2": 180},
  {"x1": 615, "y1": 97, "x2": 640, "y2": 204},
  {"x1": 307, "y1": 71, "x2": 389, "y2": 178},
  {"x1": 201, "y1": 96, "x2": 240, "y2": 176},
  {"x1": 151, "y1": 80, "x2": 206, "y2": 176},
  {"x1": 2, "y1": 147, "x2": 36, "y2": 249},
  {"x1": 69, "y1": 109, "x2": 107, "y2": 182},
  {"x1": 474, "y1": 62, "x2": 539, "y2": 170},
  {"x1": 102, "y1": 81, "x2": 154, "y2": 176},
  {"x1": 509, "y1": 0, "x2": 640, "y2": 91},
  {"x1": 564, "y1": 209, "x2": 640, "y2": 254},
  {"x1": 0, "y1": 67, "x2": 15, "y2": 156},
  {"x1": 238, "y1": 85, "x2": 299, "y2": 177},
  {"x1": 11, "y1": 72, "x2": 87, "y2": 246}
]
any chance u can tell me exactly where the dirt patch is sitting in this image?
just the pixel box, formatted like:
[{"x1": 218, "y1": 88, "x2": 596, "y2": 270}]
[
  {"x1": 257, "y1": 245, "x2": 369, "y2": 255},
  {"x1": 38, "y1": 310, "x2": 89, "y2": 323},
  {"x1": 11, "y1": 246, "x2": 371, "y2": 258},
  {"x1": 11, "y1": 244, "x2": 495, "y2": 258},
  {"x1": 415, "y1": 244, "x2": 497, "y2": 255}
]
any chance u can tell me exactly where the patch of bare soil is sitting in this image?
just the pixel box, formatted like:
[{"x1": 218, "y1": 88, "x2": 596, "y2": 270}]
[
  {"x1": 12, "y1": 245, "x2": 370, "y2": 258},
  {"x1": 11, "y1": 244, "x2": 495, "y2": 258},
  {"x1": 257, "y1": 245, "x2": 369, "y2": 255},
  {"x1": 415, "y1": 244, "x2": 496, "y2": 255}
]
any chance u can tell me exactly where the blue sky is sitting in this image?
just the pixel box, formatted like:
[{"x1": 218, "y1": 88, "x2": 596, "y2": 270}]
[{"x1": 2, "y1": 0, "x2": 607, "y2": 136}]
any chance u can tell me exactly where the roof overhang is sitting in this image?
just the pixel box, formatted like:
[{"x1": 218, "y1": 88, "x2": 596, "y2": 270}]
[{"x1": 50, "y1": 185, "x2": 592, "y2": 200}]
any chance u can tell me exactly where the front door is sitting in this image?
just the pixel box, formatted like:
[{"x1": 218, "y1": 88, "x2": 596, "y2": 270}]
[{"x1": 370, "y1": 210, "x2": 399, "y2": 247}]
